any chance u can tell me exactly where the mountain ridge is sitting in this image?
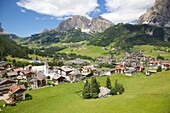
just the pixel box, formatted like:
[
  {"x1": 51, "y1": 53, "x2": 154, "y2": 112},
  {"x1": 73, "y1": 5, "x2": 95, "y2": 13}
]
[
  {"x1": 56, "y1": 15, "x2": 113, "y2": 33},
  {"x1": 138, "y1": 0, "x2": 170, "y2": 27}
]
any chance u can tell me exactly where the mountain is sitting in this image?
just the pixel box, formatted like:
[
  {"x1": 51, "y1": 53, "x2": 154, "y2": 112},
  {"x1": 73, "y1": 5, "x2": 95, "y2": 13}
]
[
  {"x1": 0, "y1": 36, "x2": 29, "y2": 60},
  {"x1": 0, "y1": 22, "x2": 20, "y2": 42},
  {"x1": 138, "y1": 0, "x2": 170, "y2": 27},
  {"x1": 57, "y1": 15, "x2": 113, "y2": 33},
  {"x1": 20, "y1": 15, "x2": 113, "y2": 47},
  {"x1": 0, "y1": 23, "x2": 4, "y2": 32},
  {"x1": 22, "y1": 29, "x2": 93, "y2": 46},
  {"x1": 90, "y1": 23, "x2": 170, "y2": 49}
]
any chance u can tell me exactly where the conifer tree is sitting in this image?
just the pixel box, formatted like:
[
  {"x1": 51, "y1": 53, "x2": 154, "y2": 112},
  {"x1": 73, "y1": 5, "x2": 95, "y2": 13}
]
[
  {"x1": 90, "y1": 77, "x2": 100, "y2": 98},
  {"x1": 82, "y1": 79, "x2": 91, "y2": 99},
  {"x1": 106, "y1": 76, "x2": 112, "y2": 89}
]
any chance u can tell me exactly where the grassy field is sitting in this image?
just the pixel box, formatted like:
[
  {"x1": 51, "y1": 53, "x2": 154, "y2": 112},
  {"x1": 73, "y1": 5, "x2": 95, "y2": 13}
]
[
  {"x1": 59, "y1": 45, "x2": 111, "y2": 58},
  {"x1": 2, "y1": 71, "x2": 170, "y2": 113},
  {"x1": 6, "y1": 55, "x2": 52, "y2": 63},
  {"x1": 28, "y1": 54, "x2": 53, "y2": 61},
  {"x1": 134, "y1": 45, "x2": 170, "y2": 59},
  {"x1": 58, "y1": 45, "x2": 170, "y2": 59},
  {"x1": 6, "y1": 56, "x2": 30, "y2": 63}
]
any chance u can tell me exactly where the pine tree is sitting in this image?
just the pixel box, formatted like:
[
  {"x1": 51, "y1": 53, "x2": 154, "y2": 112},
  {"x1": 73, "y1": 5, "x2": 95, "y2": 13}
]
[
  {"x1": 118, "y1": 84, "x2": 125, "y2": 94},
  {"x1": 90, "y1": 77, "x2": 100, "y2": 98},
  {"x1": 106, "y1": 76, "x2": 112, "y2": 89},
  {"x1": 82, "y1": 79, "x2": 91, "y2": 99},
  {"x1": 110, "y1": 79, "x2": 125, "y2": 95}
]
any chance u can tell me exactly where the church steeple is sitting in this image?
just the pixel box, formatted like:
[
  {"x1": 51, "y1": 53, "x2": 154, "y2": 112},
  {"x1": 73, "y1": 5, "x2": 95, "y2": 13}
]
[{"x1": 44, "y1": 60, "x2": 49, "y2": 74}]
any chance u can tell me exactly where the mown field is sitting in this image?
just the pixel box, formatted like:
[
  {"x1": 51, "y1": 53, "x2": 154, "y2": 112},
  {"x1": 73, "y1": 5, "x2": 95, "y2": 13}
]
[
  {"x1": 134, "y1": 45, "x2": 170, "y2": 59},
  {"x1": 59, "y1": 45, "x2": 111, "y2": 58},
  {"x1": 1, "y1": 71, "x2": 170, "y2": 113},
  {"x1": 58, "y1": 45, "x2": 170, "y2": 59}
]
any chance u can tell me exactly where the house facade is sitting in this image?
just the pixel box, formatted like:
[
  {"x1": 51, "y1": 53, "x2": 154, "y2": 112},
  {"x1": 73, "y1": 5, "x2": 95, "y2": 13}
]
[
  {"x1": 29, "y1": 75, "x2": 47, "y2": 89},
  {"x1": 8, "y1": 84, "x2": 26, "y2": 102},
  {"x1": 0, "y1": 79, "x2": 16, "y2": 94}
]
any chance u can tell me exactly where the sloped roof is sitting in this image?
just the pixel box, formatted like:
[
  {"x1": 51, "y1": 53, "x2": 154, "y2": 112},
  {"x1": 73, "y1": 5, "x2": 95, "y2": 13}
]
[
  {"x1": 0, "y1": 79, "x2": 16, "y2": 85},
  {"x1": 29, "y1": 75, "x2": 46, "y2": 82},
  {"x1": 7, "y1": 71, "x2": 18, "y2": 76},
  {"x1": 9, "y1": 84, "x2": 26, "y2": 95}
]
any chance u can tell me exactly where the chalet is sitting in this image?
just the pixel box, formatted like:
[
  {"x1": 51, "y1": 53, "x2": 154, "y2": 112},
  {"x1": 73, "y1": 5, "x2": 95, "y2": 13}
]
[
  {"x1": 69, "y1": 70, "x2": 81, "y2": 82},
  {"x1": 93, "y1": 70, "x2": 108, "y2": 76},
  {"x1": 125, "y1": 67, "x2": 136, "y2": 76},
  {"x1": 8, "y1": 84, "x2": 26, "y2": 102},
  {"x1": 57, "y1": 66, "x2": 73, "y2": 76},
  {"x1": 0, "y1": 79, "x2": 16, "y2": 94},
  {"x1": 29, "y1": 75, "x2": 47, "y2": 89},
  {"x1": 52, "y1": 75, "x2": 68, "y2": 84},
  {"x1": 69, "y1": 60, "x2": 89, "y2": 65},
  {"x1": 161, "y1": 60, "x2": 170, "y2": 70},
  {"x1": 7, "y1": 71, "x2": 18, "y2": 79},
  {"x1": 0, "y1": 61, "x2": 6, "y2": 67},
  {"x1": 80, "y1": 65, "x2": 96, "y2": 76},
  {"x1": 24, "y1": 65, "x2": 32, "y2": 71},
  {"x1": 114, "y1": 64, "x2": 125, "y2": 74},
  {"x1": 146, "y1": 70, "x2": 157, "y2": 76},
  {"x1": 135, "y1": 66, "x2": 144, "y2": 72},
  {"x1": 22, "y1": 71, "x2": 36, "y2": 81}
]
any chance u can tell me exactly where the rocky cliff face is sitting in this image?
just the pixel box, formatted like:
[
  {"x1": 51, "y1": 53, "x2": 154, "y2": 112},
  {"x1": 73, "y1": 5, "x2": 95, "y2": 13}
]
[
  {"x1": 0, "y1": 22, "x2": 4, "y2": 33},
  {"x1": 57, "y1": 15, "x2": 113, "y2": 33},
  {"x1": 138, "y1": 0, "x2": 170, "y2": 27}
]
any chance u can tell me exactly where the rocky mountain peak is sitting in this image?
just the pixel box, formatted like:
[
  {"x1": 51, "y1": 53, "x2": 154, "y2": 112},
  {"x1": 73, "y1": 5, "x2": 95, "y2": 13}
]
[
  {"x1": 57, "y1": 15, "x2": 113, "y2": 33},
  {"x1": 138, "y1": 0, "x2": 170, "y2": 27},
  {"x1": 0, "y1": 22, "x2": 4, "y2": 32}
]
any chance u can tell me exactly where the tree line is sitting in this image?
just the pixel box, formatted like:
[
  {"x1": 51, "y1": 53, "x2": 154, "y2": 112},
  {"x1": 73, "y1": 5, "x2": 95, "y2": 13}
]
[{"x1": 82, "y1": 76, "x2": 125, "y2": 99}]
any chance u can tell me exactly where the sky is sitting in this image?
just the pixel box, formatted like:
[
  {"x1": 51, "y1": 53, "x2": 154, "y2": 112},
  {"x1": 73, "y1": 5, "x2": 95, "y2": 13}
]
[{"x1": 0, "y1": 0, "x2": 156, "y2": 37}]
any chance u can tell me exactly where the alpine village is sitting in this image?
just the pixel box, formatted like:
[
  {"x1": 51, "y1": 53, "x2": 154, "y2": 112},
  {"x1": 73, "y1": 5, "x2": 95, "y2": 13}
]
[{"x1": 0, "y1": 0, "x2": 170, "y2": 113}]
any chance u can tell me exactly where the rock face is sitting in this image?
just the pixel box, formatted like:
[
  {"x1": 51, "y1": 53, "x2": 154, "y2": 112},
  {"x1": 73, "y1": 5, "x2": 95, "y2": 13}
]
[
  {"x1": 57, "y1": 15, "x2": 113, "y2": 33},
  {"x1": 138, "y1": 0, "x2": 170, "y2": 27},
  {"x1": 0, "y1": 22, "x2": 4, "y2": 33}
]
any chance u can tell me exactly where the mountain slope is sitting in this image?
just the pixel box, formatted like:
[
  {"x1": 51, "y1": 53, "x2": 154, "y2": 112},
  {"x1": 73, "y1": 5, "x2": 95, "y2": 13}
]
[
  {"x1": 21, "y1": 29, "x2": 93, "y2": 47},
  {"x1": 0, "y1": 22, "x2": 21, "y2": 42},
  {"x1": 90, "y1": 24, "x2": 169, "y2": 49},
  {"x1": 57, "y1": 15, "x2": 113, "y2": 33},
  {"x1": 138, "y1": 0, "x2": 170, "y2": 27},
  {"x1": 0, "y1": 36, "x2": 29, "y2": 59}
]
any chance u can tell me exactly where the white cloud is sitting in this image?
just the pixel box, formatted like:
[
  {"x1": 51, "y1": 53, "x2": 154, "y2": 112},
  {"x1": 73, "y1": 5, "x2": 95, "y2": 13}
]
[
  {"x1": 57, "y1": 16, "x2": 71, "y2": 21},
  {"x1": 17, "y1": 0, "x2": 99, "y2": 18},
  {"x1": 101, "y1": 0, "x2": 156, "y2": 23},
  {"x1": 35, "y1": 17, "x2": 47, "y2": 20},
  {"x1": 21, "y1": 9, "x2": 26, "y2": 13}
]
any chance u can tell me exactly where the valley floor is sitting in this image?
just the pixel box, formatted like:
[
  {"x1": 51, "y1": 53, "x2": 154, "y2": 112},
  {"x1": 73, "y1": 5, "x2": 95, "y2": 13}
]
[{"x1": 1, "y1": 71, "x2": 170, "y2": 113}]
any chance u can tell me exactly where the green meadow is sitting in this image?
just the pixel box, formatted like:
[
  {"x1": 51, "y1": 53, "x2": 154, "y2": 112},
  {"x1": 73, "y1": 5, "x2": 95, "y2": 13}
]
[
  {"x1": 59, "y1": 45, "x2": 110, "y2": 58},
  {"x1": 1, "y1": 71, "x2": 170, "y2": 113},
  {"x1": 58, "y1": 45, "x2": 170, "y2": 59},
  {"x1": 134, "y1": 45, "x2": 170, "y2": 59}
]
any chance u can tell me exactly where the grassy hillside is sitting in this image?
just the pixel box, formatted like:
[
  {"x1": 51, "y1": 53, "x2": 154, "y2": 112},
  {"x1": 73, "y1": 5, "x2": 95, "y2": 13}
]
[
  {"x1": 0, "y1": 36, "x2": 29, "y2": 60},
  {"x1": 90, "y1": 24, "x2": 170, "y2": 49},
  {"x1": 58, "y1": 45, "x2": 111, "y2": 58},
  {"x1": 58, "y1": 45, "x2": 170, "y2": 59},
  {"x1": 2, "y1": 71, "x2": 170, "y2": 113},
  {"x1": 20, "y1": 29, "x2": 93, "y2": 48},
  {"x1": 133, "y1": 45, "x2": 170, "y2": 59}
]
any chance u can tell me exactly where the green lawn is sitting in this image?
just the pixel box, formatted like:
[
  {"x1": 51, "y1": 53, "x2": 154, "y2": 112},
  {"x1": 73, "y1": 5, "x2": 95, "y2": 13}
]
[
  {"x1": 2, "y1": 71, "x2": 170, "y2": 113},
  {"x1": 6, "y1": 56, "x2": 30, "y2": 63},
  {"x1": 28, "y1": 54, "x2": 53, "y2": 61},
  {"x1": 59, "y1": 45, "x2": 111, "y2": 58},
  {"x1": 134, "y1": 45, "x2": 170, "y2": 59}
]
